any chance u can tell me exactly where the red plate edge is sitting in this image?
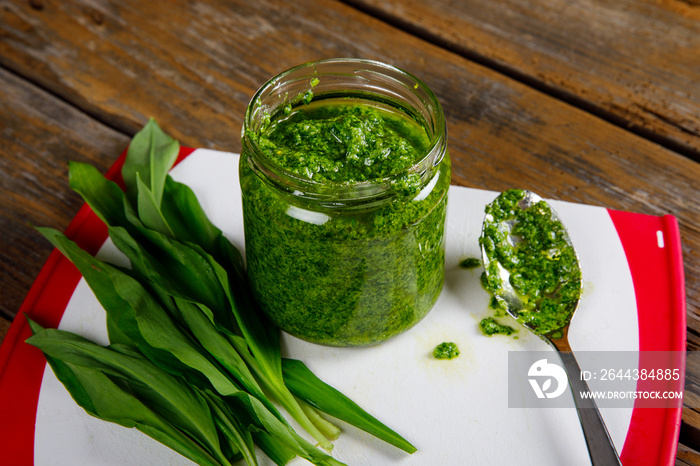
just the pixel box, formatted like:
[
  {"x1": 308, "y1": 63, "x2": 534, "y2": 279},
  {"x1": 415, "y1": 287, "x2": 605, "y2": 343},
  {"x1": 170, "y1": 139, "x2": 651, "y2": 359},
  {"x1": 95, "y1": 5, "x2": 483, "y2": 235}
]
[
  {"x1": 0, "y1": 150, "x2": 686, "y2": 465},
  {"x1": 611, "y1": 210, "x2": 686, "y2": 466}
]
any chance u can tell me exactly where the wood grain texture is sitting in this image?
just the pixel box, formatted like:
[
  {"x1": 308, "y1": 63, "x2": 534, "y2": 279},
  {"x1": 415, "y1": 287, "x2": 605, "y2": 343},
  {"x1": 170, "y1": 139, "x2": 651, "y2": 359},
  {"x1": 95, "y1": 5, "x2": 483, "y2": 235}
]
[
  {"x1": 681, "y1": 408, "x2": 700, "y2": 459},
  {"x1": 0, "y1": 317, "x2": 10, "y2": 346},
  {"x1": 675, "y1": 443, "x2": 700, "y2": 466},
  {"x1": 0, "y1": 66, "x2": 130, "y2": 321},
  {"x1": 682, "y1": 360, "x2": 700, "y2": 451},
  {"x1": 344, "y1": 0, "x2": 700, "y2": 159},
  {"x1": 0, "y1": 0, "x2": 698, "y2": 456}
]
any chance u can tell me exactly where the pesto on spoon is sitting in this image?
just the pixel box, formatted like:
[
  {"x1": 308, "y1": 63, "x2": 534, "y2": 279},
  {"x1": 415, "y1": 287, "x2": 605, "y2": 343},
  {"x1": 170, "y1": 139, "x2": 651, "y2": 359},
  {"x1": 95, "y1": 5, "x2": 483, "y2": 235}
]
[{"x1": 480, "y1": 189, "x2": 621, "y2": 466}]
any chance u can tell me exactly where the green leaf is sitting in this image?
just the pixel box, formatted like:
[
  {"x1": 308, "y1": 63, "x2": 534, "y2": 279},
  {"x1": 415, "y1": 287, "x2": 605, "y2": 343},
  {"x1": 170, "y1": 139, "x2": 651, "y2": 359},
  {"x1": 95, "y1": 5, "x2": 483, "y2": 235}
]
[
  {"x1": 161, "y1": 177, "x2": 220, "y2": 252},
  {"x1": 36, "y1": 227, "x2": 181, "y2": 374},
  {"x1": 225, "y1": 329, "x2": 334, "y2": 453},
  {"x1": 250, "y1": 430, "x2": 296, "y2": 466},
  {"x1": 108, "y1": 225, "x2": 234, "y2": 330},
  {"x1": 61, "y1": 360, "x2": 225, "y2": 466},
  {"x1": 122, "y1": 118, "x2": 179, "y2": 208},
  {"x1": 228, "y1": 391, "x2": 345, "y2": 466},
  {"x1": 174, "y1": 298, "x2": 282, "y2": 419},
  {"x1": 25, "y1": 325, "x2": 230, "y2": 465},
  {"x1": 189, "y1": 246, "x2": 333, "y2": 452},
  {"x1": 282, "y1": 358, "x2": 416, "y2": 454},
  {"x1": 152, "y1": 223, "x2": 317, "y2": 449},
  {"x1": 106, "y1": 312, "x2": 134, "y2": 346},
  {"x1": 26, "y1": 319, "x2": 98, "y2": 416},
  {"x1": 28, "y1": 320, "x2": 233, "y2": 466},
  {"x1": 204, "y1": 391, "x2": 258, "y2": 466},
  {"x1": 161, "y1": 176, "x2": 246, "y2": 282},
  {"x1": 136, "y1": 174, "x2": 175, "y2": 237},
  {"x1": 68, "y1": 161, "x2": 130, "y2": 228},
  {"x1": 37, "y1": 227, "x2": 237, "y2": 396},
  {"x1": 107, "y1": 223, "x2": 326, "y2": 452}
]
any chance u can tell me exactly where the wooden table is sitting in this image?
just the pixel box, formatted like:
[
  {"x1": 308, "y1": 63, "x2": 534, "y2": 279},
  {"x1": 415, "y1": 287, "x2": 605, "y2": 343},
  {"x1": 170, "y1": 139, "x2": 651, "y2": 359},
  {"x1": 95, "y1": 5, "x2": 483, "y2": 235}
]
[{"x1": 0, "y1": 0, "x2": 698, "y2": 463}]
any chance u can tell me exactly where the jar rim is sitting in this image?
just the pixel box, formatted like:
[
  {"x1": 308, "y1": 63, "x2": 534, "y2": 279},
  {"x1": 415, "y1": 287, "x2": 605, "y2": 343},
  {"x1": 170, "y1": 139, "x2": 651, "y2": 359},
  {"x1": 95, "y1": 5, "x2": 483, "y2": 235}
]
[{"x1": 242, "y1": 58, "x2": 447, "y2": 204}]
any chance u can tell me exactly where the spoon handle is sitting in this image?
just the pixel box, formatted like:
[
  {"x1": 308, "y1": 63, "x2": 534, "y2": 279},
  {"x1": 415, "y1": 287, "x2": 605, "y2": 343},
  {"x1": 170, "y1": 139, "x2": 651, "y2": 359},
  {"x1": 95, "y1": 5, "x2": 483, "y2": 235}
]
[{"x1": 555, "y1": 347, "x2": 622, "y2": 465}]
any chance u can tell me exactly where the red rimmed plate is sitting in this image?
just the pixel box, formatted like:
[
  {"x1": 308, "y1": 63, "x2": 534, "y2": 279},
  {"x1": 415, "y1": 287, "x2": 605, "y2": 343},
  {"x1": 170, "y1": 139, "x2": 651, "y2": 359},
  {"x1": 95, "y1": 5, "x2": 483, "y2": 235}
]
[{"x1": 0, "y1": 148, "x2": 686, "y2": 465}]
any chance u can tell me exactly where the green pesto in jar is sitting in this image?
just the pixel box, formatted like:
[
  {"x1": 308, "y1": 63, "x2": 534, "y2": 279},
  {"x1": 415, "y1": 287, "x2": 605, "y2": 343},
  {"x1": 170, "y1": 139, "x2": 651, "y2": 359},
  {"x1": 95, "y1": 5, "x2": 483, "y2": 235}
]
[
  {"x1": 257, "y1": 101, "x2": 431, "y2": 183},
  {"x1": 241, "y1": 99, "x2": 450, "y2": 346},
  {"x1": 479, "y1": 189, "x2": 582, "y2": 336}
]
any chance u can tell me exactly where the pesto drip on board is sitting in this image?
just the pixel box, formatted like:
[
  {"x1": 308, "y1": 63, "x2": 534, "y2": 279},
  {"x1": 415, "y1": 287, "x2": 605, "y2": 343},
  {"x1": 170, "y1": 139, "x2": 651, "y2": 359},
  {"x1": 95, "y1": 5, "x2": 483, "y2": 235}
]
[
  {"x1": 241, "y1": 95, "x2": 450, "y2": 346},
  {"x1": 433, "y1": 342, "x2": 460, "y2": 359},
  {"x1": 479, "y1": 317, "x2": 517, "y2": 336},
  {"x1": 479, "y1": 189, "x2": 582, "y2": 337}
]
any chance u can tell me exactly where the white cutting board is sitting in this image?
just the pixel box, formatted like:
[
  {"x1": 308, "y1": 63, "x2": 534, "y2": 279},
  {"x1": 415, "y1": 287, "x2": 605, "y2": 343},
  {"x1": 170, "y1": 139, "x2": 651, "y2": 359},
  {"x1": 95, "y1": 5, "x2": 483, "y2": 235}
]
[{"x1": 34, "y1": 149, "x2": 638, "y2": 465}]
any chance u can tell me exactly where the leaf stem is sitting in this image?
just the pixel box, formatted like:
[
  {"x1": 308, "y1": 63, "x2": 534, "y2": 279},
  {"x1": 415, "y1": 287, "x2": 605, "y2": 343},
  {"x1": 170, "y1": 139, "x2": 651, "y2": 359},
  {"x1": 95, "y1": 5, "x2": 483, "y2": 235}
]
[
  {"x1": 297, "y1": 398, "x2": 340, "y2": 441},
  {"x1": 228, "y1": 335, "x2": 334, "y2": 451},
  {"x1": 205, "y1": 391, "x2": 257, "y2": 466}
]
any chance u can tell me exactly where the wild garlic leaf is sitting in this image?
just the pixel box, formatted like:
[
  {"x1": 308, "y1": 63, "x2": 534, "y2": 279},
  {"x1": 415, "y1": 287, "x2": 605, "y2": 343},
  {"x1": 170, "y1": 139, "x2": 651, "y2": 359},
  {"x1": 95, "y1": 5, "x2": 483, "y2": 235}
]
[
  {"x1": 161, "y1": 176, "x2": 247, "y2": 284},
  {"x1": 25, "y1": 326, "x2": 229, "y2": 465},
  {"x1": 48, "y1": 357, "x2": 226, "y2": 465},
  {"x1": 52, "y1": 227, "x2": 244, "y2": 397},
  {"x1": 109, "y1": 225, "x2": 234, "y2": 331},
  {"x1": 203, "y1": 390, "x2": 258, "y2": 466},
  {"x1": 136, "y1": 174, "x2": 175, "y2": 237},
  {"x1": 27, "y1": 321, "x2": 232, "y2": 466},
  {"x1": 228, "y1": 391, "x2": 345, "y2": 466},
  {"x1": 250, "y1": 430, "x2": 296, "y2": 466},
  {"x1": 161, "y1": 176, "x2": 220, "y2": 251},
  {"x1": 111, "y1": 218, "x2": 331, "y2": 452},
  {"x1": 36, "y1": 228, "x2": 154, "y2": 352},
  {"x1": 68, "y1": 161, "x2": 129, "y2": 228},
  {"x1": 225, "y1": 331, "x2": 335, "y2": 454},
  {"x1": 188, "y1": 246, "x2": 334, "y2": 451},
  {"x1": 36, "y1": 227, "x2": 210, "y2": 387},
  {"x1": 106, "y1": 311, "x2": 134, "y2": 347},
  {"x1": 282, "y1": 358, "x2": 417, "y2": 454},
  {"x1": 173, "y1": 298, "x2": 279, "y2": 417},
  {"x1": 122, "y1": 118, "x2": 179, "y2": 208},
  {"x1": 25, "y1": 319, "x2": 98, "y2": 415}
]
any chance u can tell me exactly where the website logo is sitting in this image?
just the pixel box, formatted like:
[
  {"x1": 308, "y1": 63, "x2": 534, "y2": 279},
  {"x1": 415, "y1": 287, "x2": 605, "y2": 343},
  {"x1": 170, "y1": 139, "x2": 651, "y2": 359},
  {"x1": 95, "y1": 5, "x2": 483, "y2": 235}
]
[{"x1": 528, "y1": 358, "x2": 568, "y2": 399}]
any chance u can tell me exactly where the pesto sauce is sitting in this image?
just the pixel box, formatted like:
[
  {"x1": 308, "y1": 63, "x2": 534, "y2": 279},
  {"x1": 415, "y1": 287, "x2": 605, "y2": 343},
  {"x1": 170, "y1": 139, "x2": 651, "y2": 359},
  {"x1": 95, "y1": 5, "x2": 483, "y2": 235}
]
[
  {"x1": 479, "y1": 189, "x2": 582, "y2": 336},
  {"x1": 433, "y1": 342, "x2": 460, "y2": 359},
  {"x1": 479, "y1": 317, "x2": 516, "y2": 336},
  {"x1": 241, "y1": 100, "x2": 450, "y2": 346},
  {"x1": 258, "y1": 102, "x2": 430, "y2": 183},
  {"x1": 459, "y1": 257, "x2": 481, "y2": 269}
]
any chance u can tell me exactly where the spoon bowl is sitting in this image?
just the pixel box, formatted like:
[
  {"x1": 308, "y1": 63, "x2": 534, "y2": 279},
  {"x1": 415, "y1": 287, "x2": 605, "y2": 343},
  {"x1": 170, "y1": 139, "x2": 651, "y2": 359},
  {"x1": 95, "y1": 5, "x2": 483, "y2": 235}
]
[{"x1": 480, "y1": 189, "x2": 621, "y2": 466}]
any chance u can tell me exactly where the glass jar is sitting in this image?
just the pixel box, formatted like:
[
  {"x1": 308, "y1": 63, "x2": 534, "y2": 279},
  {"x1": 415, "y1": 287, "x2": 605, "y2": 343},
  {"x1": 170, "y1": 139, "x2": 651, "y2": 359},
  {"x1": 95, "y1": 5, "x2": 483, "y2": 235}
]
[{"x1": 240, "y1": 58, "x2": 450, "y2": 346}]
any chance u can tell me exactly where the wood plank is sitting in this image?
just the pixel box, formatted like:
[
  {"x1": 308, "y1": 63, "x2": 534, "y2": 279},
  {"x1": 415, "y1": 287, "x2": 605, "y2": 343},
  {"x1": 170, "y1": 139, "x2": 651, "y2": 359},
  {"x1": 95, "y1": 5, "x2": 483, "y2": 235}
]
[
  {"x1": 681, "y1": 375, "x2": 700, "y2": 451},
  {"x1": 681, "y1": 406, "x2": 700, "y2": 455},
  {"x1": 344, "y1": 0, "x2": 700, "y2": 158},
  {"x1": 676, "y1": 443, "x2": 700, "y2": 466},
  {"x1": 0, "y1": 0, "x2": 697, "y2": 344},
  {"x1": 0, "y1": 317, "x2": 10, "y2": 346},
  {"x1": 0, "y1": 66, "x2": 130, "y2": 322}
]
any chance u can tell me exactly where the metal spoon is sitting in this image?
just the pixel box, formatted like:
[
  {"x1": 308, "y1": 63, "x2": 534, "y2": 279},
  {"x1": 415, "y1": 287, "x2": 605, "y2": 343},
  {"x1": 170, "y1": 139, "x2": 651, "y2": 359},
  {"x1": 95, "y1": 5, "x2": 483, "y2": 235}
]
[{"x1": 480, "y1": 189, "x2": 621, "y2": 466}]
